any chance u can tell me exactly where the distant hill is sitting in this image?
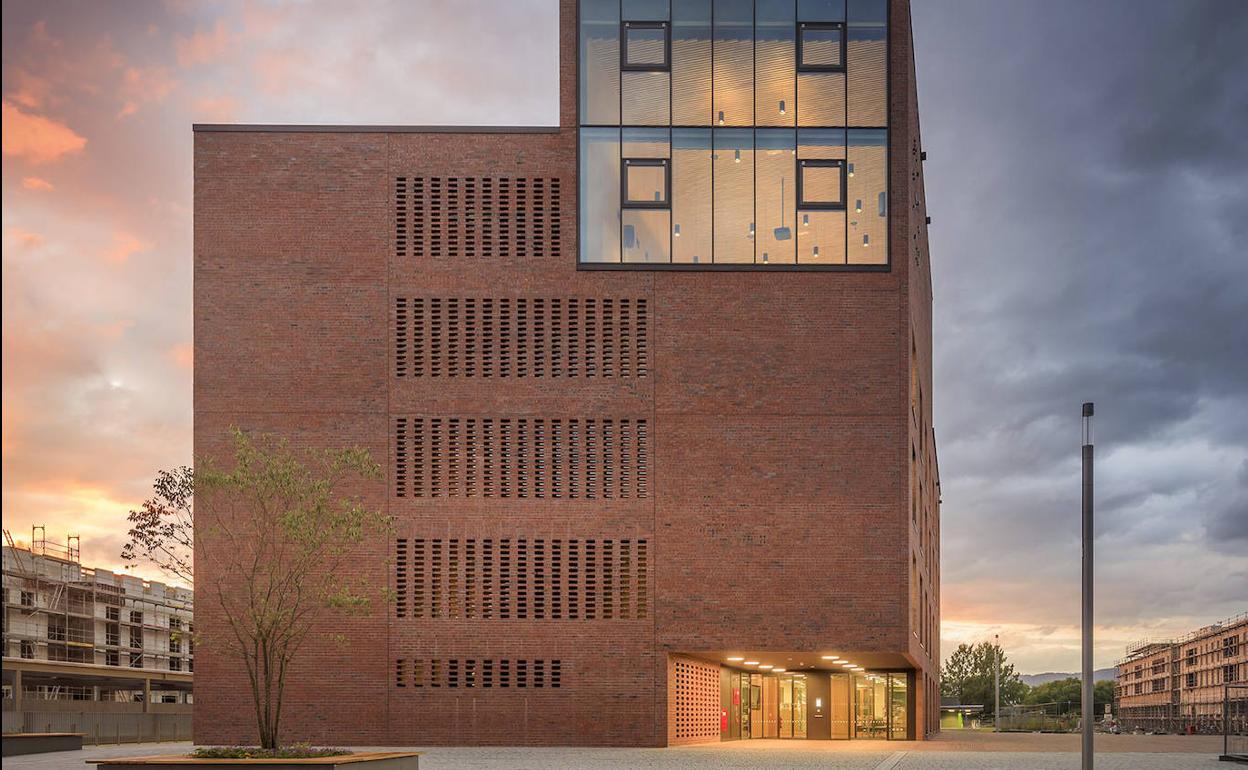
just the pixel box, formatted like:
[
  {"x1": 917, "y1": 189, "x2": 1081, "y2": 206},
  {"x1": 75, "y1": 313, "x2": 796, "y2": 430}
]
[{"x1": 1021, "y1": 669, "x2": 1115, "y2": 687}]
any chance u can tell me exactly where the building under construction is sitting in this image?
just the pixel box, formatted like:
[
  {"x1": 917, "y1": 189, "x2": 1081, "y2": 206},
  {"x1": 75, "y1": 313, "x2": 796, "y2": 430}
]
[
  {"x1": 1115, "y1": 612, "x2": 1247, "y2": 735},
  {"x1": 1, "y1": 530, "x2": 193, "y2": 742}
]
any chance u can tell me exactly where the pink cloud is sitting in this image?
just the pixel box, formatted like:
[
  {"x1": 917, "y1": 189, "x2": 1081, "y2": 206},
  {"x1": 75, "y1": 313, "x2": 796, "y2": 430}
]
[
  {"x1": 193, "y1": 95, "x2": 239, "y2": 122},
  {"x1": 4, "y1": 227, "x2": 45, "y2": 250},
  {"x1": 103, "y1": 231, "x2": 151, "y2": 264},
  {"x1": 168, "y1": 342, "x2": 193, "y2": 370},
  {"x1": 1, "y1": 100, "x2": 86, "y2": 163},
  {"x1": 176, "y1": 19, "x2": 234, "y2": 68},
  {"x1": 117, "y1": 66, "x2": 178, "y2": 119},
  {"x1": 22, "y1": 176, "x2": 54, "y2": 191}
]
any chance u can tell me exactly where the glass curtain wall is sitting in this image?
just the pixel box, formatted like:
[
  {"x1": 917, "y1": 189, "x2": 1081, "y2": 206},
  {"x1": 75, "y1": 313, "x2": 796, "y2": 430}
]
[{"x1": 579, "y1": 0, "x2": 888, "y2": 267}]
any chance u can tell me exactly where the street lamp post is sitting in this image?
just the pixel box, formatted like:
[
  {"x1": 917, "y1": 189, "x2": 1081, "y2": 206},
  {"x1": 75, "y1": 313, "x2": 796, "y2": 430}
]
[
  {"x1": 995, "y1": 633, "x2": 1001, "y2": 732},
  {"x1": 1082, "y1": 402, "x2": 1095, "y2": 770}
]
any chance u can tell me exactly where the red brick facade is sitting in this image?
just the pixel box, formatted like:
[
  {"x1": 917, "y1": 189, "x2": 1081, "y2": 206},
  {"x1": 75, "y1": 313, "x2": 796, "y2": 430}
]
[{"x1": 193, "y1": 0, "x2": 938, "y2": 746}]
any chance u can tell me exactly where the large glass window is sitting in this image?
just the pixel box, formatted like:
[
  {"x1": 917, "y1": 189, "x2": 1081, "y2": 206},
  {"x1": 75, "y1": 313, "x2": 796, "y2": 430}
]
[
  {"x1": 713, "y1": 0, "x2": 754, "y2": 127},
  {"x1": 713, "y1": 128, "x2": 754, "y2": 263},
  {"x1": 848, "y1": 127, "x2": 887, "y2": 265},
  {"x1": 578, "y1": 0, "x2": 888, "y2": 268},
  {"x1": 798, "y1": 23, "x2": 845, "y2": 71},
  {"x1": 756, "y1": 128, "x2": 797, "y2": 264},
  {"x1": 622, "y1": 127, "x2": 671, "y2": 263},
  {"x1": 623, "y1": 22, "x2": 670, "y2": 70},
  {"x1": 755, "y1": 0, "x2": 795, "y2": 127},
  {"x1": 672, "y1": 0, "x2": 712, "y2": 125},
  {"x1": 580, "y1": 128, "x2": 621, "y2": 263},
  {"x1": 672, "y1": 127, "x2": 712, "y2": 263},
  {"x1": 580, "y1": 0, "x2": 620, "y2": 125}
]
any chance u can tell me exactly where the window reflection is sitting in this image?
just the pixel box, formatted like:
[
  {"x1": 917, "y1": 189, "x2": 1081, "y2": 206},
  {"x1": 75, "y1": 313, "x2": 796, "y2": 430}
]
[
  {"x1": 672, "y1": 128, "x2": 712, "y2": 263},
  {"x1": 672, "y1": 0, "x2": 712, "y2": 125},
  {"x1": 798, "y1": 128, "x2": 846, "y2": 264},
  {"x1": 579, "y1": 128, "x2": 621, "y2": 263},
  {"x1": 713, "y1": 0, "x2": 754, "y2": 127},
  {"x1": 578, "y1": 0, "x2": 889, "y2": 268},
  {"x1": 713, "y1": 128, "x2": 754, "y2": 263},
  {"x1": 755, "y1": 0, "x2": 795, "y2": 127},
  {"x1": 847, "y1": 128, "x2": 887, "y2": 265},
  {"x1": 624, "y1": 23, "x2": 670, "y2": 70},
  {"x1": 756, "y1": 129, "x2": 796, "y2": 264},
  {"x1": 580, "y1": 0, "x2": 619, "y2": 125}
]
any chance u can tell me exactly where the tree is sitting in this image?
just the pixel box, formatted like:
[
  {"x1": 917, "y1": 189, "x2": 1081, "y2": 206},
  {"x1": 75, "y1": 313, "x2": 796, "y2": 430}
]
[
  {"x1": 196, "y1": 428, "x2": 389, "y2": 750},
  {"x1": 122, "y1": 466, "x2": 195, "y2": 586},
  {"x1": 1025, "y1": 677, "x2": 1115, "y2": 716},
  {"x1": 940, "y1": 642, "x2": 1028, "y2": 716}
]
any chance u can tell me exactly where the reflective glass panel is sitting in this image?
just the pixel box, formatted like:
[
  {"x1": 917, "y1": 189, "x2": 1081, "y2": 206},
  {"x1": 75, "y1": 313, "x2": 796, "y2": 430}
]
[
  {"x1": 798, "y1": 0, "x2": 845, "y2": 21},
  {"x1": 847, "y1": 128, "x2": 887, "y2": 264},
  {"x1": 713, "y1": 128, "x2": 754, "y2": 263},
  {"x1": 794, "y1": 676, "x2": 807, "y2": 738},
  {"x1": 672, "y1": 0, "x2": 712, "y2": 125},
  {"x1": 624, "y1": 162, "x2": 668, "y2": 205},
  {"x1": 800, "y1": 161, "x2": 845, "y2": 207},
  {"x1": 713, "y1": 0, "x2": 753, "y2": 126},
  {"x1": 888, "y1": 673, "x2": 908, "y2": 740},
  {"x1": 755, "y1": 0, "x2": 795, "y2": 127},
  {"x1": 797, "y1": 128, "x2": 846, "y2": 264},
  {"x1": 756, "y1": 128, "x2": 796, "y2": 264},
  {"x1": 624, "y1": 24, "x2": 668, "y2": 68},
  {"x1": 622, "y1": 209, "x2": 671, "y2": 262},
  {"x1": 847, "y1": 24, "x2": 886, "y2": 125},
  {"x1": 799, "y1": 24, "x2": 844, "y2": 70},
  {"x1": 579, "y1": 0, "x2": 620, "y2": 124},
  {"x1": 672, "y1": 128, "x2": 713, "y2": 263},
  {"x1": 624, "y1": 0, "x2": 671, "y2": 18},
  {"x1": 579, "y1": 128, "x2": 621, "y2": 263}
]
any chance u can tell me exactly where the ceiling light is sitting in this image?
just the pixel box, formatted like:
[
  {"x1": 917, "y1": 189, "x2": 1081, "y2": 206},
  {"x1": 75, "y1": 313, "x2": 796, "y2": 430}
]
[
  {"x1": 820, "y1": 656, "x2": 838, "y2": 660},
  {"x1": 773, "y1": 668, "x2": 786, "y2": 672},
  {"x1": 744, "y1": 660, "x2": 760, "y2": 666},
  {"x1": 841, "y1": 662, "x2": 855, "y2": 668},
  {"x1": 727, "y1": 657, "x2": 744, "y2": 662},
  {"x1": 759, "y1": 665, "x2": 773, "y2": 670}
]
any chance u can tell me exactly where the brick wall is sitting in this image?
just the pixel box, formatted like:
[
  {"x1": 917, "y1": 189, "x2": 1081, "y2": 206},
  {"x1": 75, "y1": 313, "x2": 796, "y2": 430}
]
[{"x1": 193, "y1": 0, "x2": 937, "y2": 746}]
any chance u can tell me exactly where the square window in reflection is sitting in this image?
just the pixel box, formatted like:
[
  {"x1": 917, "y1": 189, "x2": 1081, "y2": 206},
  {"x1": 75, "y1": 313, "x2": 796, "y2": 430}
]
[
  {"x1": 798, "y1": 159, "x2": 846, "y2": 210},
  {"x1": 623, "y1": 22, "x2": 670, "y2": 71},
  {"x1": 622, "y1": 158, "x2": 671, "y2": 208},
  {"x1": 798, "y1": 22, "x2": 845, "y2": 71}
]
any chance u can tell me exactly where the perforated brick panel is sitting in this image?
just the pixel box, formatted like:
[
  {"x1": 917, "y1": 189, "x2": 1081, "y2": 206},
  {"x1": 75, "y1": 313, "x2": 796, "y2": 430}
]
[
  {"x1": 394, "y1": 537, "x2": 648, "y2": 621},
  {"x1": 395, "y1": 658, "x2": 562, "y2": 689},
  {"x1": 671, "y1": 657, "x2": 721, "y2": 744},
  {"x1": 394, "y1": 417, "x2": 649, "y2": 499},
  {"x1": 394, "y1": 297, "x2": 649, "y2": 378},
  {"x1": 395, "y1": 176, "x2": 562, "y2": 260}
]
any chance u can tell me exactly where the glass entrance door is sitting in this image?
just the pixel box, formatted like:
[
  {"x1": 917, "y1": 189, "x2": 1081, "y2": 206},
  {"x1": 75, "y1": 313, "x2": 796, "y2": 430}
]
[{"x1": 852, "y1": 673, "x2": 909, "y2": 739}]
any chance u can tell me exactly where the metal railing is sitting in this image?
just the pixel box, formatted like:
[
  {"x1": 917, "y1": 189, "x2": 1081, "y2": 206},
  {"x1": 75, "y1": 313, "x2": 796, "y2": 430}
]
[{"x1": 1225, "y1": 684, "x2": 1248, "y2": 761}]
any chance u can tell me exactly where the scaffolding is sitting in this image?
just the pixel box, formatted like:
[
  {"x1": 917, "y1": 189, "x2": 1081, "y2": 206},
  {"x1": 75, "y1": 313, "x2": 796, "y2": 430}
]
[
  {"x1": 3, "y1": 528, "x2": 194, "y2": 676},
  {"x1": 1115, "y1": 612, "x2": 1248, "y2": 736}
]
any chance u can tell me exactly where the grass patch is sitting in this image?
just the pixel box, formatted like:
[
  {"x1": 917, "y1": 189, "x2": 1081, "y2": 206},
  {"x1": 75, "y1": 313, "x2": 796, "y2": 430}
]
[{"x1": 191, "y1": 746, "x2": 351, "y2": 760}]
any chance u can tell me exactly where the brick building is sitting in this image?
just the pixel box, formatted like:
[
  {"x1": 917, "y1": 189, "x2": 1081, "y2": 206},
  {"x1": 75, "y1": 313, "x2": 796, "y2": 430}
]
[
  {"x1": 1115, "y1": 612, "x2": 1247, "y2": 734},
  {"x1": 193, "y1": 0, "x2": 939, "y2": 746}
]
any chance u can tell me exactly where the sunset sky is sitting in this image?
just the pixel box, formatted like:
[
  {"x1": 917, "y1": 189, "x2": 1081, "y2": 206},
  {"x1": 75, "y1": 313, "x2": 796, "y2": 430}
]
[{"x1": 2, "y1": 0, "x2": 1245, "y2": 674}]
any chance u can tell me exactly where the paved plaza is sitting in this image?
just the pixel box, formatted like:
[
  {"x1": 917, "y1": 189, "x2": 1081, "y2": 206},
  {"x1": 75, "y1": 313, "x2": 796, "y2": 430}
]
[{"x1": 2, "y1": 734, "x2": 1231, "y2": 770}]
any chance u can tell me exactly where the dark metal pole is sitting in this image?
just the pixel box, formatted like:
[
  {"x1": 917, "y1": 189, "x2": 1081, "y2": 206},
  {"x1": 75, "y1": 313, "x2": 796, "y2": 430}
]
[
  {"x1": 994, "y1": 633, "x2": 1001, "y2": 732},
  {"x1": 1082, "y1": 402, "x2": 1095, "y2": 770}
]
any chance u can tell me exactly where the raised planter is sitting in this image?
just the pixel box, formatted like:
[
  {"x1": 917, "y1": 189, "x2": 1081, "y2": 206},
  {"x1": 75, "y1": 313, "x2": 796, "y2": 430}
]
[
  {"x1": 2, "y1": 732, "x2": 85, "y2": 756},
  {"x1": 88, "y1": 753, "x2": 419, "y2": 770}
]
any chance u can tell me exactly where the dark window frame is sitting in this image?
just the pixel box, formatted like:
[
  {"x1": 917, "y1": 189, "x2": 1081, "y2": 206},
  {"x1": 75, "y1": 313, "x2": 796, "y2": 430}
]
[
  {"x1": 621, "y1": 157, "x2": 671, "y2": 209},
  {"x1": 621, "y1": 21, "x2": 671, "y2": 72},
  {"x1": 797, "y1": 158, "x2": 847, "y2": 210},
  {"x1": 797, "y1": 21, "x2": 846, "y2": 73}
]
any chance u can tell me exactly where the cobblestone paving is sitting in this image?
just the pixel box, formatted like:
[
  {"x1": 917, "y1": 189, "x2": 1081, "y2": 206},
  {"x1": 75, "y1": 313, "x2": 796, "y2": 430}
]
[{"x1": 1, "y1": 739, "x2": 1229, "y2": 770}]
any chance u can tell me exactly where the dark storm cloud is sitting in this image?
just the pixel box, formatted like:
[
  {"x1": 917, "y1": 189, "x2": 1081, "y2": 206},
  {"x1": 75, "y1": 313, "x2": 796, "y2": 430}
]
[{"x1": 913, "y1": 0, "x2": 1248, "y2": 666}]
